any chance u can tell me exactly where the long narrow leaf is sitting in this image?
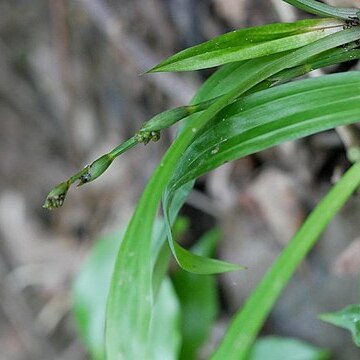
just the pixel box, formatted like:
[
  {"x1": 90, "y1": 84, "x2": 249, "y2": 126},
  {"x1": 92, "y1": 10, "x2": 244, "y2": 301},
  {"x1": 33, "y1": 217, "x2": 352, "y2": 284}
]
[
  {"x1": 212, "y1": 161, "x2": 360, "y2": 359},
  {"x1": 163, "y1": 29, "x2": 360, "y2": 274},
  {"x1": 146, "y1": 44, "x2": 360, "y2": 134},
  {"x1": 105, "y1": 28, "x2": 360, "y2": 359},
  {"x1": 169, "y1": 72, "x2": 360, "y2": 189},
  {"x1": 150, "y1": 19, "x2": 344, "y2": 72},
  {"x1": 104, "y1": 46, "x2": 269, "y2": 360}
]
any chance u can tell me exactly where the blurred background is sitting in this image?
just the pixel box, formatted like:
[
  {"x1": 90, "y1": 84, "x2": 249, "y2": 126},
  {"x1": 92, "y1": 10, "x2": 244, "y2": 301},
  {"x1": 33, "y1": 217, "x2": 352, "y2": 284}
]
[{"x1": 1, "y1": 0, "x2": 360, "y2": 359}]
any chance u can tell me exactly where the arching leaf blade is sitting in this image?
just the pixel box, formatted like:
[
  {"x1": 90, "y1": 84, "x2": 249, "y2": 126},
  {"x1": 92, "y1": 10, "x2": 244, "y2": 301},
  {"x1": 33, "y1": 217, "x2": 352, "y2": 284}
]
[
  {"x1": 149, "y1": 19, "x2": 344, "y2": 72},
  {"x1": 162, "y1": 29, "x2": 360, "y2": 275},
  {"x1": 170, "y1": 72, "x2": 360, "y2": 189},
  {"x1": 105, "y1": 28, "x2": 360, "y2": 359}
]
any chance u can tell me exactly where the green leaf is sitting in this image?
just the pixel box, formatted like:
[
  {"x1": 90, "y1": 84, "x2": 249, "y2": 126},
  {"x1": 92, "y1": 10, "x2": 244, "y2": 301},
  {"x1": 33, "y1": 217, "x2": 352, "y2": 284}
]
[
  {"x1": 103, "y1": 41, "x2": 265, "y2": 359},
  {"x1": 46, "y1": 30, "x2": 360, "y2": 210},
  {"x1": 283, "y1": 0, "x2": 359, "y2": 20},
  {"x1": 266, "y1": 42, "x2": 360, "y2": 87},
  {"x1": 168, "y1": 72, "x2": 360, "y2": 190},
  {"x1": 73, "y1": 224, "x2": 181, "y2": 360},
  {"x1": 172, "y1": 229, "x2": 221, "y2": 360},
  {"x1": 320, "y1": 305, "x2": 360, "y2": 346},
  {"x1": 211, "y1": 162, "x2": 360, "y2": 359},
  {"x1": 73, "y1": 231, "x2": 122, "y2": 360},
  {"x1": 105, "y1": 28, "x2": 360, "y2": 359},
  {"x1": 152, "y1": 217, "x2": 189, "y2": 297},
  {"x1": 149, "y1": 19, "x2": 344, "y2": 72},
  {"x1": 148, "y1": 43, "x2": 360, "y2": 133},
  {"x1": 162, "y1": 29, "x2": 360, "y2": 275},
  {"x1": 149, "y1": 278, "x2": 181, "y2": 360},
  {"x1": 143, "y1": 44, "x2": 360, "y2": 136},
  {"x1": 249, "y1": 337, "x2": 330, "y2": 360}
]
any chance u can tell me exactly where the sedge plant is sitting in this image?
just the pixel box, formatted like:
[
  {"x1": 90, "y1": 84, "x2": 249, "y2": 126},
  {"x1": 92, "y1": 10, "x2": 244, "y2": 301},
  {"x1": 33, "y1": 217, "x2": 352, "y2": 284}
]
[{"x1": 45, "y1": 0, "x2": 360, "y2": 359}]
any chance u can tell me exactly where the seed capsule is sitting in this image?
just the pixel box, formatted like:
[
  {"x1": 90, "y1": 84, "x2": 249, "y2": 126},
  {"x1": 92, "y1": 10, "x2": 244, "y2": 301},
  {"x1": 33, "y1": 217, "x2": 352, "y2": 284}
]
[
  {"x1": 43, "y1": 181, "x2": 69, "y2": 209},
  {"x1": 78, "y1": 154, "x2": 114, "y2": 186}
]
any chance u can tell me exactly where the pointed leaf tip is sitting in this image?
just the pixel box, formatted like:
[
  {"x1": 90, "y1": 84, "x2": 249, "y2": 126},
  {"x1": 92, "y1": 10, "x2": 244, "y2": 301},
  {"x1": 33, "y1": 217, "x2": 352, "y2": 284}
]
[{"x1": 148, "y1": 19, "x2": 344, "y2": 72}]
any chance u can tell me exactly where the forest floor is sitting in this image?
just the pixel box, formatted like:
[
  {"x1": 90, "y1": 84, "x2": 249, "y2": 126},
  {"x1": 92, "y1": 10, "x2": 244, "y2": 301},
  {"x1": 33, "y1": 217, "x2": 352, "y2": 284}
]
[{"x1": 0, "y1": 1, "x2": 360, "y2": 359}]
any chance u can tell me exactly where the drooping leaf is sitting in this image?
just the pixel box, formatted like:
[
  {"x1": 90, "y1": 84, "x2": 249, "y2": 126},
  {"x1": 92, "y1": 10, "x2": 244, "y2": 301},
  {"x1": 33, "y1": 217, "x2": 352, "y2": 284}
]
[
  {"x1": 211, "y1": 162, "x2": 360, "y2": 359},
  {"x1": 250, "y1": 336, "x2": 330, "y2": 360},
  {"x1": 320, "y1": 305, "x2": 360, "y2": 346},
  {"x1": 105, "y1": 28, "x2": 360, "y2": 359},
  {"x1": 145, "y1": 43, "x2": 360, "y2": 134},
  {"x1": 283, "y1": 0, "x2": 359, "y2": 20},
  {"x1": 163, "y1": 29, "x2": 359, "y2": 274},
  {"x1": 103, "y1": 43, "x2": 269, "y2": 360},
  {"x1": 149, "y1": 18, "x2": 344, "y2": 72},
  {"x1": 152, "y1": 217, "x2": 189, "y2": 297},
  {"x1": 44, "y1": 41, "x2": 360, "y2": 209},
  {"x1": 162, "y1": 29, "x2": 360, "y2": 275},
  {"x1": 172, "y1": 229, "x2": 221, "y2": 360},
  {"x1": 169, "y1": 72, "x2": 360, "y2": 190}
]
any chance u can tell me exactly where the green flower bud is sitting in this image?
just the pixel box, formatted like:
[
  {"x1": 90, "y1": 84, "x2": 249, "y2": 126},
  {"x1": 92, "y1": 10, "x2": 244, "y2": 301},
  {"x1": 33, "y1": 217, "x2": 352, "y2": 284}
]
[
  {"x1": 43, "y1": 181, "x2": 70, "y2": 210},
  {"x1": 78, "y1": 154, "x2": 114, "y2": 186},
  {"x1": 151, "y1": 130, "x2": 160, "y2": 142},
  {"x1": 135, "y1": 130, "x2": 161, "y2": 145}
]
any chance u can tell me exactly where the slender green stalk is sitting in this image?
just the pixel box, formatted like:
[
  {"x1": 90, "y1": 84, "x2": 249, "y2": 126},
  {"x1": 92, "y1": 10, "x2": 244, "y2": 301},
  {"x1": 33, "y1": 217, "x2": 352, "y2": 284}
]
[
  {"x1": 110, "y1": 136, "x2": 138, "y2": 158},
  {"x1": 44, "y1": 30, "x2": 360, "y2": 210},
  {"x1": 140, "y1": 98, "x2": 216, "y2": 132},
  {"x1": 212, "y1": 162, "x2": 360, "y2": 359},
  {"x1": 283, "y1": 0, "x2": 359, "y2": 20},
  {"x1": 43, "y1": 136, "x2": 138, "y2": 209}
]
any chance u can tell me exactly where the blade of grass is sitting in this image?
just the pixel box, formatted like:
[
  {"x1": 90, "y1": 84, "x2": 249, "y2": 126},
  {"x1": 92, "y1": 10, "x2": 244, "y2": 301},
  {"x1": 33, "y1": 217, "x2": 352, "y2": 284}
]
[
  {"x1": 211, "y1": 162, "x2": 360, "y2": 359},
  {"x1": 44, "y1": 41, "x2": 360, "y2": 210},
  {"x1": 163, "y1": 29, "x2": 360, "y2": 274},
  {"x1": 168, "y1": 72, "x2": 360, "y2": 189},
  {"x1": 105, "y1": 28, "x2": 360, "y2": 359},
  {"x1": 145, "y1": 45, "x2": 360, "y2": 134},
  {"x1": 149, "y1": 19, "x2": 344, "y2": 72}
]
